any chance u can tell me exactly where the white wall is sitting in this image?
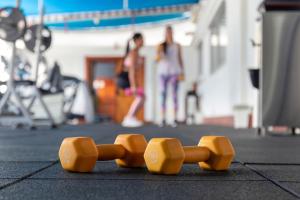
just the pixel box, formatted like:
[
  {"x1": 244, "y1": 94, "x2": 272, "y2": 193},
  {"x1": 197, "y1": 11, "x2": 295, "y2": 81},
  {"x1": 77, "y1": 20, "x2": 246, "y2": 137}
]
[
  {"x1": 22, "y1": 31, "x2": 198, "y2": 123},
  {"x1": 192, "y1": 0, "x2": 263, "y2": 122},
  {"x1": 193, "y1": 0, "x2": 233, "y2": 117}
]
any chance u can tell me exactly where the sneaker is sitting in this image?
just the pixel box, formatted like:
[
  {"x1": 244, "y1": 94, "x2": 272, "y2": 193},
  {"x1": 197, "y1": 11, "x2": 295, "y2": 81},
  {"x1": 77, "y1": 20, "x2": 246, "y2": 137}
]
[
  {"x1": 158, "y1": 119, "x2": 166, "y2": 127},
  {"x1": 122, "y1": 116, "x2": 143, "y2": 127},
  {"x1": 170, "y1": 120, "x2": 178, "y2": 128}
]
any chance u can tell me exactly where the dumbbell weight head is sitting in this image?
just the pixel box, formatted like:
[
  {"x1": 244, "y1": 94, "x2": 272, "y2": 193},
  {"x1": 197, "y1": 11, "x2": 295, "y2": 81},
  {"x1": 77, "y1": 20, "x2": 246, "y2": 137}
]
[
  {"x1": 143, "y1": 138, "x2": 185, "y2": 174},
  {"x1": 144, "y1": 136, "x2": 235, "y2": 175},
  {"x1": 198, "y1": 136, "x2": 235, "y2": 170},
  {"x1": 114, "y1": 134, "x2": 147, "y2": 167},
  {"x1": 59, "y1": 137, "x2": 98, "y2": 172}
]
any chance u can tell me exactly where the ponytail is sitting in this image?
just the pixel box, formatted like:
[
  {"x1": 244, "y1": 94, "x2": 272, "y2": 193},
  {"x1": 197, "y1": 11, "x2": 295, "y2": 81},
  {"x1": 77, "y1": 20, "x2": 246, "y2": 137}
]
[
  {"x1": 125, "y1": 39, "x2": 131, "y2": 58},
  {"x1": 124, "y1": 32, "x2": 143, "y2": 58}
]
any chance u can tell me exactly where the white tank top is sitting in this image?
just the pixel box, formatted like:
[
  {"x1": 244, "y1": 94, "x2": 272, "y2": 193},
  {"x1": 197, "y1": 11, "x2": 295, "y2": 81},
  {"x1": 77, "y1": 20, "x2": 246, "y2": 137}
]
[{"x1": 157, "y1": 43, "x2": 182, "y2": 75}]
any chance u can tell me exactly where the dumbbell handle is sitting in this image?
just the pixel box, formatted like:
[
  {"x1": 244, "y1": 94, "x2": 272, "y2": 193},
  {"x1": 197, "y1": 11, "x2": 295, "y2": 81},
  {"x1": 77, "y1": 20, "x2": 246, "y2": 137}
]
[
  {"x1": 97, "y1": 144, "x2": 126, "y2": 160},
  {"x1": 183, "y1": 146, "x2": 210, "y2": 163}
]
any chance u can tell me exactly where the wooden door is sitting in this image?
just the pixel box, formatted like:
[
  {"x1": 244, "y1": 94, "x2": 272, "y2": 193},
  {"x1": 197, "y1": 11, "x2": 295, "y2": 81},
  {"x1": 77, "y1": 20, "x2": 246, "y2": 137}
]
[{"x1": 85, "y1": 56, "x2": 145, "y2": 122}]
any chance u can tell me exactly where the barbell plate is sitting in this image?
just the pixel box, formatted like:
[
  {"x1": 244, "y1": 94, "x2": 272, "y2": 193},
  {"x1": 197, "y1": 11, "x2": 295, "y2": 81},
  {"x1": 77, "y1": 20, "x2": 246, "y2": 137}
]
[
  {"x1": 24, "y1": 24, "x2": 52, "y2": 53},
  {"x1": 0, "y1": 7, "x2": 27, "y2": 42}
]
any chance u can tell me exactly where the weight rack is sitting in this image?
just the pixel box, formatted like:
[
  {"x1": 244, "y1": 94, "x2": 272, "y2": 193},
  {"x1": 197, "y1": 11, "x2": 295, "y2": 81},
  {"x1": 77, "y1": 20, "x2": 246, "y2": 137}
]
[{"x1": 0, "y1": 0, "x2": 56, "y2": 129}]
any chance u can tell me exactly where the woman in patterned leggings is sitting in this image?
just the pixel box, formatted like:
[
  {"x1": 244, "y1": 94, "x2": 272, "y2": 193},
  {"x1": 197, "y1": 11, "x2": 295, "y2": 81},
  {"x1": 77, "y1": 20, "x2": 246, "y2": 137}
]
[{"x1": 156, "y1": 26, "x2": 184, "y2": 127}]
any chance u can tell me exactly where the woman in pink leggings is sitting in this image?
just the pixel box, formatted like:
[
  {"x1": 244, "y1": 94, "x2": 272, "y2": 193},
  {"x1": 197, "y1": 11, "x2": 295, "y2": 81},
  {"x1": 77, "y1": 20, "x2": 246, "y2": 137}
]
[
  {"x1": 156, "y1": 26, "x2": 184, "y2": 127},
  {"x1": 117, "y1": 33, "x2": 145, "y2": 127}
]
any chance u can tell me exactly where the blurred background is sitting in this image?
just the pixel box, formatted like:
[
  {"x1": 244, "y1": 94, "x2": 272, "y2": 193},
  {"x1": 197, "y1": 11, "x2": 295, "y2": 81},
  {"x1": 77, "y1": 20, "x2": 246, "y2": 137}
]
[{"x1": 0, "y1": 0, "x2": 298, "y2": 133}]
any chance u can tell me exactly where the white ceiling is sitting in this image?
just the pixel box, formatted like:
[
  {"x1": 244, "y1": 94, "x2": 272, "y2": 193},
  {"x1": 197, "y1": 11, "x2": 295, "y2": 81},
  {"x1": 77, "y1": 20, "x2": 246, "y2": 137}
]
[{"x1": 50, "y1": 20, "x2": 196, "y2": 47}]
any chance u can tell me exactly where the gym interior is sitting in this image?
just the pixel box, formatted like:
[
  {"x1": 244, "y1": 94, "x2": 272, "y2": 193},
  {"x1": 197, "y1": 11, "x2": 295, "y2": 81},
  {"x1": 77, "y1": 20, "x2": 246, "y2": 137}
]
[{"x1": 0, "y1": 0, "x2": 299, "y2": 199}]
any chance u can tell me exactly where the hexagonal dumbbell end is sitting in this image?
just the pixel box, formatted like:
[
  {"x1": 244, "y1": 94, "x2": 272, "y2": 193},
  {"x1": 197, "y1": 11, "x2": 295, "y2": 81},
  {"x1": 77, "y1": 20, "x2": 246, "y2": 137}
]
[
  {"x1": 198, "y1": 136, "x2": 235, "y2": 171},
  {"x1": 114, "y1": 134, "x2": 148, "y2": 167},
  {"x1": 144, "y1": 138, "x2": 185, "y2": 174},
  {"x1": 59, "y1": 137, "x2": 98, "y2": 172}
]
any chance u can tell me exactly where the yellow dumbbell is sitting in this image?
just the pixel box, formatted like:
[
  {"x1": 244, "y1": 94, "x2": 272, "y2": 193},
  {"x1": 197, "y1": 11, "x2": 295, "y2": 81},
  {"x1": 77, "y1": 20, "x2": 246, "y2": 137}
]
[
  {"x1": 59, "y1": 134, "x2": 147, "y2": 172},
  {"x1": 144, "y1": 136, "x2": 235, "y2": 175}
]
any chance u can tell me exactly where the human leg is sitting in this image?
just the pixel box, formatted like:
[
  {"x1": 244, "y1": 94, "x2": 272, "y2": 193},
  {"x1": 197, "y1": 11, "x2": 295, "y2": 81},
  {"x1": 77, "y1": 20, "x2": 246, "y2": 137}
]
[
  {"x1": 170, "y1": 75, "x2": 179, "y2": 125},
  {"x1": 160, "y1": 75, "x2": 169, "y2": 125},
  {"x1": 122, "y1": 88, "x2": 145, "y2": 127}
]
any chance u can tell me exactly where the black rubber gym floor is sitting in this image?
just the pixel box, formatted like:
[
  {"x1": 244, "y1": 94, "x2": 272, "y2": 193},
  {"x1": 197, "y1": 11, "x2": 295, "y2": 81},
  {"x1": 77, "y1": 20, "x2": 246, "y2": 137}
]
[{"x1": 0, "y1": 123, "x2": 299, "y2": 199}]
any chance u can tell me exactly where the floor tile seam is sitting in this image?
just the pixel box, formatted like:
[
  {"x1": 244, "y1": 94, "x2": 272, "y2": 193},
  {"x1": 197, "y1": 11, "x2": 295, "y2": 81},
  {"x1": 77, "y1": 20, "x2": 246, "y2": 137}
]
[
  {"x1": 280, "y1": 181, "x2": 300, "y2": 184},
  {"x1": 24, "y1": 177, "x2": 269, "y2": 182},
  {"x1": 240, "y1": 161, "x2": 300, "y2": 199},
  {"x1": 0, "y1": 161, "x2": 56, "y2": 163},
  {"x1": 244, "y1": 162, "x2": 300, "y2": 166},
  {"x1": 0, "y1": 160, "x2": 59, "y2": 191}
]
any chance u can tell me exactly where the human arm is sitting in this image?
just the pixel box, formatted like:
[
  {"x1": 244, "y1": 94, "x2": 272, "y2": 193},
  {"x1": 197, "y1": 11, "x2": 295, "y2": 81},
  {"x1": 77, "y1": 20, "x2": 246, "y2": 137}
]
[
  {"x1": 128, "y1": 50, "x2": 138, "y2": 92},
  {"x1": 155, "y1": 44, "x2": 164, "y2": 62},
  {"x1": 178, "y1": 44, "x2": 185, "y2": 80}
]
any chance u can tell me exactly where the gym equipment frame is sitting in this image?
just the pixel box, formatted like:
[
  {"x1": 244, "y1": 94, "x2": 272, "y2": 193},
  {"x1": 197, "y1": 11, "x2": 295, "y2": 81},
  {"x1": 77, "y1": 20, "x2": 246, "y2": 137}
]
[{"x1": 0, "y1": 0, "x2": 56, "y2": 129}]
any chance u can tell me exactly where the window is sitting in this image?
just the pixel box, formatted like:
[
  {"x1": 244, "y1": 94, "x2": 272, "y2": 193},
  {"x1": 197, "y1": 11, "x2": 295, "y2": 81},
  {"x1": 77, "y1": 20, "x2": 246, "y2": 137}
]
[{"x1": 210, "y1": 2, "x2": 227, "y2": 74}]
